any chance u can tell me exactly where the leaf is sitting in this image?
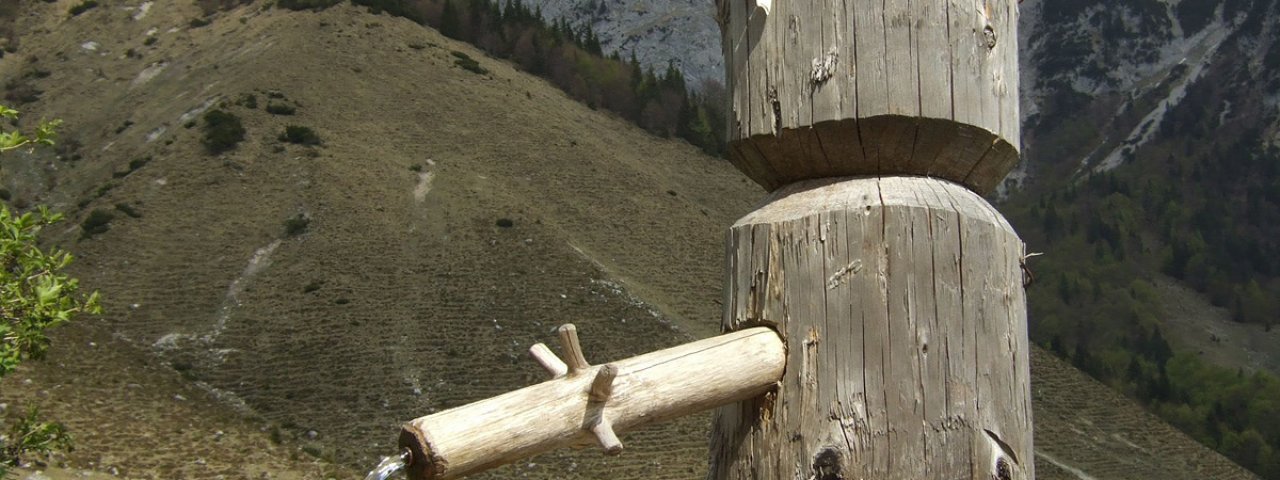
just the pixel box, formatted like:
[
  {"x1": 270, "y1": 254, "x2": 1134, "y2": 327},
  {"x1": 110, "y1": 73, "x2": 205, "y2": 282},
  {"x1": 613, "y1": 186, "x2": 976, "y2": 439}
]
[
  {"x1": 35, "y1": 119, "x2": 62, "y2": 146},
  {"x1": 0, "y1": 131, "x2": 27, "y2": 150},
  {"x1": 36, "y1": 281, "x2": 63, "y2": 305}
]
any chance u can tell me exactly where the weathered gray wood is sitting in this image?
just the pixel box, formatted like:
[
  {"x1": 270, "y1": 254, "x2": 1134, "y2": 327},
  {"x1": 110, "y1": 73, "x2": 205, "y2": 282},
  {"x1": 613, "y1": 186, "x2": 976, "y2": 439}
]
[
  {"x1": 811, "y1": 0, "x2": 844, "y2": 126},
  {"x1": 921, "y1": 177, "x2": 971, "y2": 478},
  {"x1": 995, "y1": 0, "x2": 1019, "y2": 148},
  {"x1": 398, "y1": 327, "x2": 785, "y2": 480},
  {"x1": 718, "y1": 0, "x2": 1021, "y2": 194},
  {"x1": 853, "y1": 0, "x2": 888, "y2": 118},
  {"x1": 709, "y1": 176, "x2": 1032, "y2": 480}
]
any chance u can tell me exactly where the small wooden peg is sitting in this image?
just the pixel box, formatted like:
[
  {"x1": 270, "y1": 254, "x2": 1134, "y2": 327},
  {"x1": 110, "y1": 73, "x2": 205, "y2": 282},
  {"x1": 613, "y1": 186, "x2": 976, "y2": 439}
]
[
  {"x1": 590, "y1": 417, "x2": 623, "y2": 456},
  {"x1": 589, "y1": 364, "x2": 618, "y2": 402},
  {"x1": 528, "y1": 343, "x2": 568, "y2": 379},
  {"x1": 557, "y1": 324, "x2": 590, "y2": 373}
]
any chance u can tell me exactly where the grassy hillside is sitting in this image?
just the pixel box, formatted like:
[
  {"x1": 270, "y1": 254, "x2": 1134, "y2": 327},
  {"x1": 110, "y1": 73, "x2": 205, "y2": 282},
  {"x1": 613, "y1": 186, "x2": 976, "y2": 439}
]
[{"x1": 0, "y1": 1, "x2": 1264, "y2": 479}]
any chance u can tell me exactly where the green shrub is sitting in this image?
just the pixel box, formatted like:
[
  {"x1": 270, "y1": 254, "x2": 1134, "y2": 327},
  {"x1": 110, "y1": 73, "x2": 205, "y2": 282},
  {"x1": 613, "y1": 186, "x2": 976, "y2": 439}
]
[
  {"x1": 277, "y1": 0, "x2": 341, "y2": 11},
  {"x1": 128, "y1": 156, "x2": 151, "y2": 172},
  {"x1": 302, "y1": 280, "x2": 321, "y2": 293},
  {"x1": 79, "y1": 208, "x2": 113, "y2": 238},
  {"x1": 143, "y1": 36, "x2": 157, "y2": 46},
  {"x1": 94, "y1": 183, "x2": 115, "y2": 198},
  {"x1": 112, "y1": 156, "x2": 150, "y2": 178},
  {"x1": 239, "y1": 93, "x2": 258, "y2": 109},
  {"x1": 278, "y1": 125, "x2": 321, "y2": 146},
  {"x1": 200, "y1": 109, "x2": 245, "y2": 154},
  {"x1": 196, "y1": 0, "x2": 254, "y2": 15},
  {"x1": 114, "y1": 203, "x2": 141, "y2": 218},
  {"x1": 265, "y1": 103, "x2": 295, "y2": 115},
  {"x1": 1, "y1": 406, "x2": 73, "y2": 473},
  {"x1": 189, "y1": 17, "x2": 211, "y2": 28},
  {"x1": 283, "y1": 213, "x2": 310, "y2": 236},
  {"x1": 67, "y1": 0, "x2": 98, "y2": 16},
  {"x1": 451, "y1": 51, "x2": 488, "y2": 75},
  {"x1": 3, "y1": 79, "x2": 41, "y2": 105}
]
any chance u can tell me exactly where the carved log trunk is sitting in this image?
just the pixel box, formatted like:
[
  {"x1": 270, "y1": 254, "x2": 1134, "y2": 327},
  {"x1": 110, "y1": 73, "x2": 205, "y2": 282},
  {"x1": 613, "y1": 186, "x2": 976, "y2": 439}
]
[
  {"x1": 718, "y1": 0, "x2": 1020, "y2": 194},
  {"x1": 708, "y1": 176, "x2": 1033, "y2": 480}
]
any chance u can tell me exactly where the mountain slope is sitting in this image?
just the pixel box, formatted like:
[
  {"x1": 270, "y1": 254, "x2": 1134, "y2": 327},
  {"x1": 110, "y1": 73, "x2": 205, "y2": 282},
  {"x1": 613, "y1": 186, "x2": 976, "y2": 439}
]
[{"x1": 0, "y1": 1, "x2": 1262, "y2": 479}]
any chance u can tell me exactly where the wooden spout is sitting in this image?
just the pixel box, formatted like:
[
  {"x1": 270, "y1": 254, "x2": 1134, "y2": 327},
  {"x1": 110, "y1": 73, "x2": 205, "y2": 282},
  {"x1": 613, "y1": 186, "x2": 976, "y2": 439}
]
[{"x1": 398, "y1": 326, "x2": 786, "y2": 480}]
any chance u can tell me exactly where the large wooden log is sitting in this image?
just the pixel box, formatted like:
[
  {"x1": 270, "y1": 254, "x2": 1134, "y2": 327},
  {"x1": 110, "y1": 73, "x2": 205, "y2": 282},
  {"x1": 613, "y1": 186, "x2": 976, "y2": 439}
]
[
  {"x1": 709, "y1": 176, "x2": 1033, "y2": 480},
  {"x1": 717, "y1": 0, "x2": 1020, "y2": 193},
  {"x1": 398, "y1": 325, "x2": 785, "y2": 480}
]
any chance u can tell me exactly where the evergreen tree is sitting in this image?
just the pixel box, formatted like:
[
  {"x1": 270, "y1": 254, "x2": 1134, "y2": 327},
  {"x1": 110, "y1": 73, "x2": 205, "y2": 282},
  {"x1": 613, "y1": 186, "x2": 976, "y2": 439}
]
[{"x1": 440, "y1": 0, "x2": 461, "y2": 39}]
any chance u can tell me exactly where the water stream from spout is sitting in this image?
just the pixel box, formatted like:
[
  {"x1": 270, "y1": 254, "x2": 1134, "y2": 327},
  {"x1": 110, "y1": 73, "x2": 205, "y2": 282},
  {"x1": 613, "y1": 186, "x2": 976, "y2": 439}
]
[{"x1": 364, "y1": 450, "x2": 409, "y2": 480}]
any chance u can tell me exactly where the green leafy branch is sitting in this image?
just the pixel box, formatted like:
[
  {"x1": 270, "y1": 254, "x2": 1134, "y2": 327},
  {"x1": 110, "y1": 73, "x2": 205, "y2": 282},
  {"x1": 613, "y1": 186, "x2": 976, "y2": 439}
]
[
  {"x1": 0, "y1": 406, "x2": 73, "y2": 475},
  {"x1": 0, "y1": 104, "x2": 96, "y2": 475},
  {"x1": 0, "y1": 205, "x2": 101, "y2": 377},
  {"x1": 0, "y1": 106, "x2": 61, "y2": 154}
]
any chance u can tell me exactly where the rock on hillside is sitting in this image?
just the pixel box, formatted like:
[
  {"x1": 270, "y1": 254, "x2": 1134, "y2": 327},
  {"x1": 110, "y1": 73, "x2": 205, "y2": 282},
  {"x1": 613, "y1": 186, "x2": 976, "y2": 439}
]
[{"x1": 0, "y1": 1, "x2": 1263, "y2": 479}]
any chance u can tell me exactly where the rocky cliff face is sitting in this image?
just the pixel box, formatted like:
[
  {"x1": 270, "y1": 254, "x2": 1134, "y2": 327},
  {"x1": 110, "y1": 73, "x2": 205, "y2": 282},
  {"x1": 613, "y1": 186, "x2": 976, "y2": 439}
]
[
  {"x1": 1016, "y1": 0, "x2": 1280, "y2": 191},
  {"x1": 520, "y1": 0, "x2": 724, "y2": 88}
]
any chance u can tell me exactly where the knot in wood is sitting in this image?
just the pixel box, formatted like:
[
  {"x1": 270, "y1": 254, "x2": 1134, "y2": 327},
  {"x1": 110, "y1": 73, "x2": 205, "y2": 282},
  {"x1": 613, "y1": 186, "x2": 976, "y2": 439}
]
[
  {"x1": 809, "y1": 48, "x2": 838, "y2": 87},
  {"x1": 994, "y1": 456, "x2": 1012, "y2": 480},
  {"x1": 810, "y1": 446, "x2": 843, "y2": 480},
  {"x1": 983, "y1": 25, "x2": 997, "y2": 49}
]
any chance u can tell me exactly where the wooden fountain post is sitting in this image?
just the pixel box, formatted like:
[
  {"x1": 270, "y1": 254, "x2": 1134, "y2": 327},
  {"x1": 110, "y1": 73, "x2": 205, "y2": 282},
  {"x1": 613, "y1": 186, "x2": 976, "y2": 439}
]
[
  {"x1": 708, "y1": 0, "x2": 1032, "y2": 479},
  {"x1": 395, "y1": 1, "x2": 1031, "y2": 479}
]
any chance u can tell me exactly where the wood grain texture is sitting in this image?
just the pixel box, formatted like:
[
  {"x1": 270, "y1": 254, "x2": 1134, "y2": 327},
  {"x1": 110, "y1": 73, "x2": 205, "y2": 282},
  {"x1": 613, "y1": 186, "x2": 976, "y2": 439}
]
[
  {"x1": 719, "y1": 0, "x2": 1021, "y2": 194},
  {"x1": 709, "y1": 176, "x2": 1032, "y2": 480},
  {"x1": 399, "y1": 327, "x2": 785, "y2": 480}
]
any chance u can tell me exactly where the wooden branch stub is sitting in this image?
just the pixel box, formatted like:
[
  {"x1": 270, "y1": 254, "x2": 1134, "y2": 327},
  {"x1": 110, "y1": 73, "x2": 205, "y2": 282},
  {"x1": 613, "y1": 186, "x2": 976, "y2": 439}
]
[
  {"x1": 556, "y1": 324, "x2": 591, "y2": 372},
  {"x1": 528, "y1": 343, "x2": 568, "y2": 379},
  {"x1": 588, "y1": 364, "x2": 622, "y2": 454},
  {"x1": 589, "y1": 364, "x2": 618, "y2": 402},
  {"x1": 590, "y1": 417, "x2": 623, "y2": 456}
]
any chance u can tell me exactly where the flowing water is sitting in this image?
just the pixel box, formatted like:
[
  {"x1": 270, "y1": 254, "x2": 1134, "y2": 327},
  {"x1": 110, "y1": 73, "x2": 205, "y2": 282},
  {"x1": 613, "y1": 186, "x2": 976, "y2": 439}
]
[{"x1": 364, "y1": 450, "x2": 409, "y2": 480}]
